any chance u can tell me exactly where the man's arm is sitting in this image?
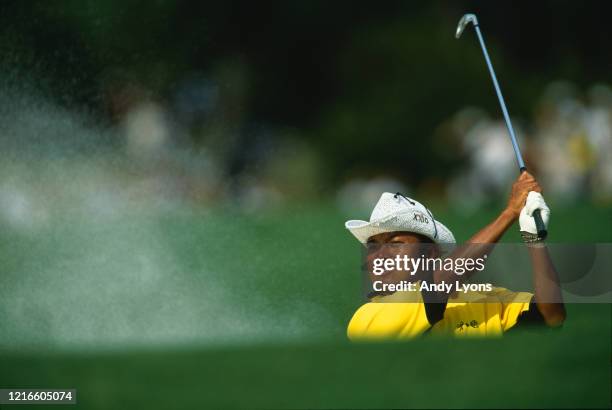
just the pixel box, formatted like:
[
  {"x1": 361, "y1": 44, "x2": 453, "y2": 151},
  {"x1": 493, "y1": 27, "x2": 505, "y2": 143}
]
[
  {"x1": 526, "y1": 245, "x2": 566, "y2": 326},
  {"x1": 517, "y1": 190, "x2": 567, "y2": 327},
  {"x1": 432, "y1": 171, "x2": 540, "y2": 284}
]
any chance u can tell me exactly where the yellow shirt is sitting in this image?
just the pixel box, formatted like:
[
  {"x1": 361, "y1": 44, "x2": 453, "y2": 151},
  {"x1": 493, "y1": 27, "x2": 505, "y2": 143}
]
[{"x1": 347, "y1": 286, "x2": 533, "y2": 340}]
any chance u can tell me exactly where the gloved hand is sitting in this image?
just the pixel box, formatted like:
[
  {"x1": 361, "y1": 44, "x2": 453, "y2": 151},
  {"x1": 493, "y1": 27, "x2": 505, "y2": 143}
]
[{"x1": 519, "y1": 191, "x2": 550, "y2": 243}]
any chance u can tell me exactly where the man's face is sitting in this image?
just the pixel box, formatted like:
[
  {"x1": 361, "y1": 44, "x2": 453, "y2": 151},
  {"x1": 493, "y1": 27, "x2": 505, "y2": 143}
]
[{"x1": 366, "y1": 231, "x2": 436, "y2": 286}]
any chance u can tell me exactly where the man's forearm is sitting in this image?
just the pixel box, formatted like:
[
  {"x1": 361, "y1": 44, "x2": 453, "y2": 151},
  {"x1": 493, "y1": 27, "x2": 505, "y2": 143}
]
[
  {"x1": 468, "y1": 208, "x2": 516, "y2": 244},
  {"x1": 433, "y1": 172, "x2": 539, "y2": 284},
  {"x1": 528, "y1": 244, "x2": 566, "y2": 326},
  {"x1": 433, "y1": 208, "x2": 516, "y2": 284}
]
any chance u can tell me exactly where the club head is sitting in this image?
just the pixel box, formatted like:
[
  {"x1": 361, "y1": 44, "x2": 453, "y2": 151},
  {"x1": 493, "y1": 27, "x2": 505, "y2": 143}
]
[{"x1": 455, "y1": 13, "x2": 478, "y2": 39}]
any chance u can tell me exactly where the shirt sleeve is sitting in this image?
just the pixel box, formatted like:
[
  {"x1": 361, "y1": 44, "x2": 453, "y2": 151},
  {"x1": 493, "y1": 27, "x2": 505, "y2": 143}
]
[
  {"x1": 347, "y1": 303, "x2": 383, "y2": 340},
  {"x1": 347, "y1": 302, "x2": 431, "y2": 341},
  {"x1": 494, "y1": 288, "x2": 534, "y2": 331},
  {"x1": 515, "y1": 299, "x2": 546, "y2": 325}
]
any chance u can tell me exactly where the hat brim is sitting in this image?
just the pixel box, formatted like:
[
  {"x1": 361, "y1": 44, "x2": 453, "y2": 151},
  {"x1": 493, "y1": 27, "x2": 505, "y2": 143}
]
[{"x1": 345, "y1": 210, "x2": 456, "y2": 245}]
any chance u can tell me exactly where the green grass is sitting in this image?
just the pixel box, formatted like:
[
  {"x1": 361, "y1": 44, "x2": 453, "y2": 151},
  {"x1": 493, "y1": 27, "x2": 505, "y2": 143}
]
[
  {"x1": 2, "y1": 307, "x2": 610, "y2": 409},
  {"x1": 0, "y1": 202, "x2": 610, "y2": 409}
]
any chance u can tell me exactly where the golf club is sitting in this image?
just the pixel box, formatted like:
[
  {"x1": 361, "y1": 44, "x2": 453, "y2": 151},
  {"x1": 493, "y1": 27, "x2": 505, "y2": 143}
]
[{"x1": 456, "y1": 13, "x2": 547, "y2": 239}]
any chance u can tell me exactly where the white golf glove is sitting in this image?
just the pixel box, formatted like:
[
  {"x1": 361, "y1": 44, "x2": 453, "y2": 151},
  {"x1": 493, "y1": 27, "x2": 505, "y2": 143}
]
[{"x1": 519, "y1": 191, "x2": 550, "y2": 242}]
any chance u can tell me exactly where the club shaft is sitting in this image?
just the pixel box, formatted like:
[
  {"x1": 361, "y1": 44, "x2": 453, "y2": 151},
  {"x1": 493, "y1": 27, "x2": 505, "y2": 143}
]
[{"x1": 473, "y1": 25, "x2": 526, "y2": 170}]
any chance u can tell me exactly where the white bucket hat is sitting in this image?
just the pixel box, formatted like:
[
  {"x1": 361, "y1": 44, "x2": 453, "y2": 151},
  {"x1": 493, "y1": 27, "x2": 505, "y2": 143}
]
[{"x1": 345, "y1": 192, "x2": 455, "y2": 244}]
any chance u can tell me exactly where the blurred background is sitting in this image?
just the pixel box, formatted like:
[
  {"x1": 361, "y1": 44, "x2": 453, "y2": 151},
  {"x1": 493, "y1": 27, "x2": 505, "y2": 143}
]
[{"x1": 0, "y1": 1, "x2": 610, "y2": 409}]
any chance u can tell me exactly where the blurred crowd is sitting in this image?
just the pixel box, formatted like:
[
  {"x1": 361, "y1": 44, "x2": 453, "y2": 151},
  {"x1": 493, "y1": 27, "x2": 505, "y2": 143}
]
[
  {"x1": 102, "y1": 61, "x2": 323, "y2": 211},
  {"x1": 0, "y1": 74, "x2": 610, "y2": 231},
  {"x1": 446, "y1": 82, "x2": 612, "y2": 209},
  {"x1": 338, "y1": 82, "x2": 612, "y2": 213},
  {"x1": 106, "y1": 76, "x2": 612, "y2": 210}
]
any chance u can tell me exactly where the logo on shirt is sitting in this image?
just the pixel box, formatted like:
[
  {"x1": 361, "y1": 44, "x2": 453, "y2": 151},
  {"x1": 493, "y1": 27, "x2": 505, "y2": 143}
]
[{"x1": 456, "y1": 320, "x2": 479, "y2": 331}]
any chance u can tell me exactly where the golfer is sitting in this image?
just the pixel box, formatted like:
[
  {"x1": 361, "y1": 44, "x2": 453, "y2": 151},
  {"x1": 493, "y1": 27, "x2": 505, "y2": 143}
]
[{"x1": 346, "y1": 172, "x2": 566, "y2": 339}]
